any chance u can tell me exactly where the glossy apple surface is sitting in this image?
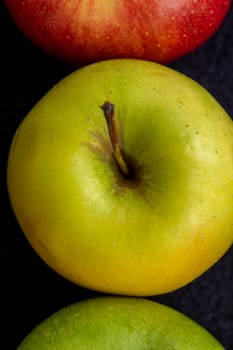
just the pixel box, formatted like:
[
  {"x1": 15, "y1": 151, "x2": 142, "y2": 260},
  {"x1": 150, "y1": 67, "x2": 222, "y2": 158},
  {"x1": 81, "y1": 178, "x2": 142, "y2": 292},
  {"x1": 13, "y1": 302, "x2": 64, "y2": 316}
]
[
  {"x1": 17, "y1": 296, "x2": 224, "y2": 349},
  {"x1": 4, "y1": 0, "x2": 231, "y2": 65},
  {"x1": 7, "y1": 59, "x2": 233, "y2": 296}
]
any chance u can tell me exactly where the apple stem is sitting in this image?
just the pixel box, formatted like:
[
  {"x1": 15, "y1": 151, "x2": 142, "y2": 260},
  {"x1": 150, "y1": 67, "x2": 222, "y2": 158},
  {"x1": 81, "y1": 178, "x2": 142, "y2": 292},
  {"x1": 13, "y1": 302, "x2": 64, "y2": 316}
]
[{"x1": 100, "y1": 101, "x2": 130, "y2": 177}]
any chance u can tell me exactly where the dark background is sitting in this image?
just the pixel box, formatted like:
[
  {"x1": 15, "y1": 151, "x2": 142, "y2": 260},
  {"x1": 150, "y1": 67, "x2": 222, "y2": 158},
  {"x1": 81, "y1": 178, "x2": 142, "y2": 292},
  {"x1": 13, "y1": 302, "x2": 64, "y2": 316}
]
[{"x1": 1, "y1": 2, "x2": 233, "y2": 349}]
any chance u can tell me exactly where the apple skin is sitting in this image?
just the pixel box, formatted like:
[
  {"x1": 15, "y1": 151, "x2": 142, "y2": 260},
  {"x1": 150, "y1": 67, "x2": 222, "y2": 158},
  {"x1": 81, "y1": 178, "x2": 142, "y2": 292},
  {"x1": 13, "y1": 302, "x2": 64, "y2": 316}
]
[
  {"x1": 4, "y1": 0, "x2": 232, "y2": 66},
  {"x1": 17, "y1": 297, "x2": 224, "y2": 349},
  {"x1": 7, "y1": 59, "x2": 233, "y2": 296}
]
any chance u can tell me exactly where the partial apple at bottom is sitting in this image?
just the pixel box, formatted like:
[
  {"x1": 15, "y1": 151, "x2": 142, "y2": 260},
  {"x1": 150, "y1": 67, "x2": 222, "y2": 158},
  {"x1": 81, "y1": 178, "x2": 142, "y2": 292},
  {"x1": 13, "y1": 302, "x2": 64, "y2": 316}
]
[{"x1": 17, "y1": 296, "x2": 225, "y2": 349}]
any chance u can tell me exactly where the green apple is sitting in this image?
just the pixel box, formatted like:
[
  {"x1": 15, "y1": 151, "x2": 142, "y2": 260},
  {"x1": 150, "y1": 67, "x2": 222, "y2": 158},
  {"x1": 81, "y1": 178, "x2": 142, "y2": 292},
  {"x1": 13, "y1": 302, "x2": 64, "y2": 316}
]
[
  {"x1": 7, "y1": 59, "x2": 233, "y2": 296},
  {"x1": 17, "y1": 296, "x2": 224, "y2": 349}
]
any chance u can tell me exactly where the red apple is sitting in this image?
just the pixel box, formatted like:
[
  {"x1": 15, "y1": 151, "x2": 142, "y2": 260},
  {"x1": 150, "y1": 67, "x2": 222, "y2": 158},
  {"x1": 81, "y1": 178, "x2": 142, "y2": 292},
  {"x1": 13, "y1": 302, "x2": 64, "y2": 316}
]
[{"x1": 4, "y1": 0, "x2": 231, "y2": 66}]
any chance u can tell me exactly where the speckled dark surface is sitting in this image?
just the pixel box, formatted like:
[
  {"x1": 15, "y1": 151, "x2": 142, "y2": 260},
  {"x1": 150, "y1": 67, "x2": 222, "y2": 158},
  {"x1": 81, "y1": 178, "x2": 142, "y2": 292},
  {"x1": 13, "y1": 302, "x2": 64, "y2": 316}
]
[{"x1": 1, "y1": 3, "x2": 232, "y2": 350}]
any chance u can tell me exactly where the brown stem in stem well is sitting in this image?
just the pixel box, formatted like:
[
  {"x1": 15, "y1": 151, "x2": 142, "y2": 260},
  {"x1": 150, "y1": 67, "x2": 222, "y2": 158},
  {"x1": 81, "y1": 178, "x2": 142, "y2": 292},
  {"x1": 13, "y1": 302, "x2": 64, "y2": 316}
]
[{"x1": 100, "y1": 101, "x2": 130, "y2": 177}]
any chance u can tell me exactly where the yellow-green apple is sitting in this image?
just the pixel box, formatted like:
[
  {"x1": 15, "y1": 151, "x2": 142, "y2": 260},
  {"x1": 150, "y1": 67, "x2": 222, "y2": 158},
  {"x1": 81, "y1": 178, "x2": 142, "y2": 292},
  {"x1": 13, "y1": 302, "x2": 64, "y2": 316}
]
[
  {"x1": 17, "y1": 296, "x2": 224, "y2": 349},
  {"x1": 7, "y1": 59, "x2": 233, "y2": 296},
  {"x1": 4, "y1": 0, "x2": 232, "y2": 66}
]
